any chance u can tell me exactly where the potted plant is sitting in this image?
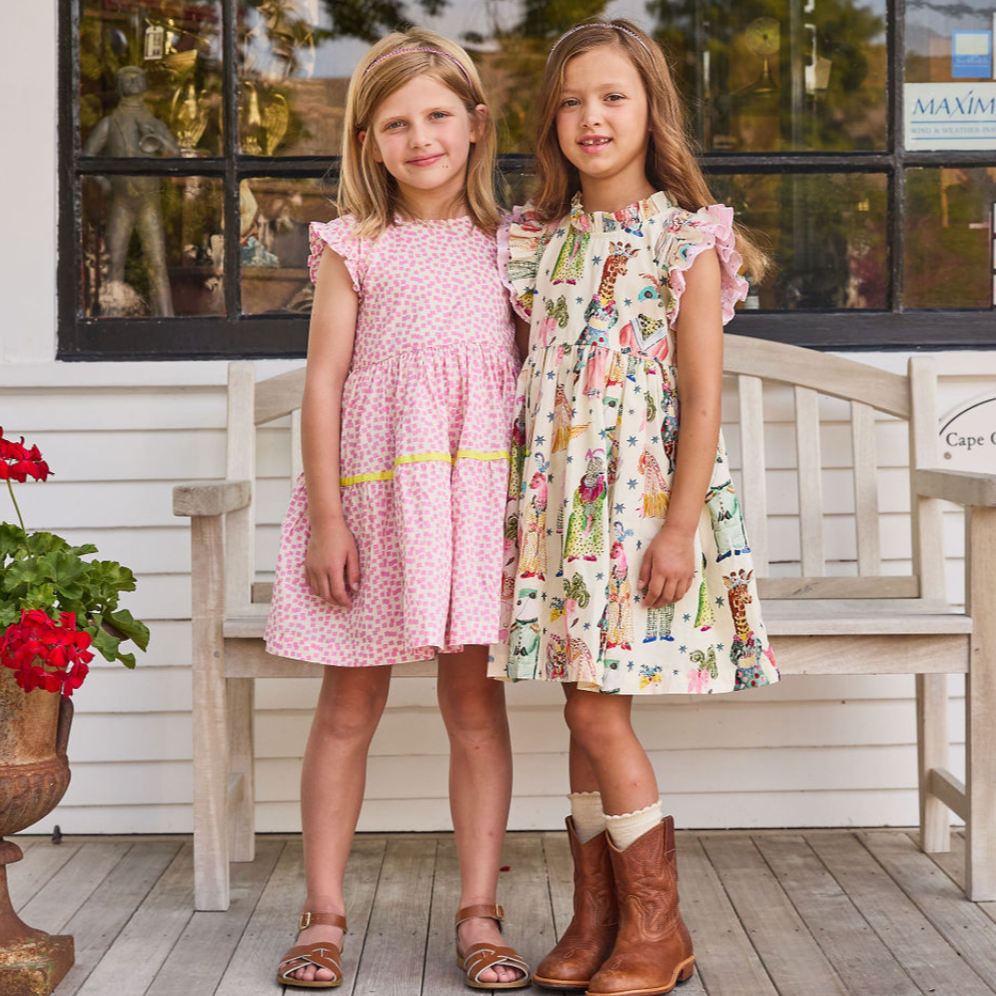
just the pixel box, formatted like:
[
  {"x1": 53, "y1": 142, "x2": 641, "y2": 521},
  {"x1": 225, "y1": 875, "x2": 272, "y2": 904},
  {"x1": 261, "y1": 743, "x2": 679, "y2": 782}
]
[{"x1": 0, "y1": 427, "x2": 149, "y2": 994}]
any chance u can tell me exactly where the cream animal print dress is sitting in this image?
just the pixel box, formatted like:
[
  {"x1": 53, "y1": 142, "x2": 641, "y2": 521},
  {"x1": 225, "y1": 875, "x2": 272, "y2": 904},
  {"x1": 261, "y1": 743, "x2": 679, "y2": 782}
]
[{"x1": 490, "y1": 191, "x2": 778, "y2": 695}]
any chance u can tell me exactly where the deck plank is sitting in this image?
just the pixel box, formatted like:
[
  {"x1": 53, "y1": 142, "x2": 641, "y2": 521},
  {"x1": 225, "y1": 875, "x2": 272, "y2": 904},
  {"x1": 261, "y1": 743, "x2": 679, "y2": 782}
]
[
  {"x1": 499, "y1": 833, "x2": 557, "y2": 984},
  {"x1": 700, "y1": 833, "x2": 848, "y2": 996},
  {"x1": 676, "y1": 834, "x2": 778, "y2": 996},
  {"x1": 859, "y1": 831, "x2": 996, "y2": 992},
  {"x1": 810, "y1": 832, "x2": 995, "y2": 996},
  {"x1": 214, "y1": 836, "x2": 386, "y2": 996},
  {"x1": 541, "y1": 829, "x2": 574, "y2": 938},
  {"x1": 143, "y1": 839, "x2": 284, "y2": 996},
  {"x1": 8, "y1": 841, "x2": 82, "y2": 911},
  {"x1": 17, "y1": 842, "x2": 132, "y2": 935},
  {"x1": 422, "y1": 836, "x2": 488, "y2": 996},
  {"x1": 752, "y1": 834, "x2": 918, "y2": 996},
  {"x1": 918, "y1": 829, "x2": 996, "y2": 926},
  {"x1": 54, "y1": 840, "x2": 182, "y2": 995},
  {"x1": 73, "y1": 843, "x2": 195, "y2": 996},
  {"x1": 351, "y1": 836, "x2": 436, "y2": 996}
]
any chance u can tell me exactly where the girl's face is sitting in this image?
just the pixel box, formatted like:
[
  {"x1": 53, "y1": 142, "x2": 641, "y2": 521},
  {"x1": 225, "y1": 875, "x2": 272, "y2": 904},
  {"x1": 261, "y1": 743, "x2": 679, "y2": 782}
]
[
  {"x1": 556, "y1": 45, "x2": 652, "y2": 203},
  {"x1": 364, "y1": 74, "x2": 485, "y2": 213}
]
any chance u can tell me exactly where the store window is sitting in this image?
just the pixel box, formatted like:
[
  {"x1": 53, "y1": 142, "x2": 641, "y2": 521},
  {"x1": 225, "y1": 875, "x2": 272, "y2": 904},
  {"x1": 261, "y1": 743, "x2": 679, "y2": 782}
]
[{"x1": 59, "y1": 0, "x2": 995, "y2": 358}]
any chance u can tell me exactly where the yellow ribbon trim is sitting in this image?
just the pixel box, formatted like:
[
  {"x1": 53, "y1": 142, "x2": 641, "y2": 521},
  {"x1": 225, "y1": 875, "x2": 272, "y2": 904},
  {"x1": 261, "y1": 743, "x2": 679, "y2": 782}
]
[{"x1": 340, "y1": 450, "x2": 509, "y2": 486}]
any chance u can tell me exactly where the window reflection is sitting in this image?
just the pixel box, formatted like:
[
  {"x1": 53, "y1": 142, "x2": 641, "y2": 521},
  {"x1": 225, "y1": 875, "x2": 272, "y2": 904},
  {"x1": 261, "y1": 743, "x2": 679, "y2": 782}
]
[
  {"x1": 81, "y1": 176, "x2": 225, "y2": 318},
  {"x1": 80, "y1": 1, "x2": 224, "y2": 157},
  {"x1": 240, "y1": 177, "x2": 336, "y2": 313},
  {"x1": 905, "y1": 168, "x2": 996, "y2": 309},
  {"x1": 711, "y1": 173, "x2": 889, "y2": 309},
  {"x1": 232, "y1": 0, "x2": 887, "y2": 157}
]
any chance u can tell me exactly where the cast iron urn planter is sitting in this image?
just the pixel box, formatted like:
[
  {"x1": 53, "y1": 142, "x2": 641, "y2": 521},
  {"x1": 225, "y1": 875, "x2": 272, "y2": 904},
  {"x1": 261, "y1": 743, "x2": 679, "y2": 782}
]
[{"x1": 0, "y1": 664, "x2": 74, "y2": 995}]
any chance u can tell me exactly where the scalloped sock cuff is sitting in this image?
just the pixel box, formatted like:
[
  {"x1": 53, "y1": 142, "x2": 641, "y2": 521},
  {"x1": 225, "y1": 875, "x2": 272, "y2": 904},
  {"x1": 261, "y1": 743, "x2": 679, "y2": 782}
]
[
  {"x1": 604, "y1": 800, "x2": 663, "y2": 851},
  {"x1": 569, "y1": 791, "x2": 606, "y2": 844}
]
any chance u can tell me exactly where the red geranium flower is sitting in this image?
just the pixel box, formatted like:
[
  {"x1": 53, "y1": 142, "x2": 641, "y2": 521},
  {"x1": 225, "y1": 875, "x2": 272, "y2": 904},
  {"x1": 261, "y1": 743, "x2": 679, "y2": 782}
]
[
  {"x1": 0, "y1": 610, "x2": 94, "y2": 696},
  {"x1": 0, "y1": 428, "x2": 51, "y2": 483}
]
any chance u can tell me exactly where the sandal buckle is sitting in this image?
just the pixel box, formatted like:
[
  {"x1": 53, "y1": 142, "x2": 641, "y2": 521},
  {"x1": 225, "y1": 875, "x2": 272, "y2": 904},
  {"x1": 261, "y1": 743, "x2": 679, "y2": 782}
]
[{"x1": 299, "y1": 912, "x2": 312, "y2": 929}]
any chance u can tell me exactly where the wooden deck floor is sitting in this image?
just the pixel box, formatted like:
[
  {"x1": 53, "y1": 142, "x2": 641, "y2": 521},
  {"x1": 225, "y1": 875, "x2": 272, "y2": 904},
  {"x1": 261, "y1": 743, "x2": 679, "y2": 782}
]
[{"x1": 7, "y1": 829, "x2": 996, "y2": 996}]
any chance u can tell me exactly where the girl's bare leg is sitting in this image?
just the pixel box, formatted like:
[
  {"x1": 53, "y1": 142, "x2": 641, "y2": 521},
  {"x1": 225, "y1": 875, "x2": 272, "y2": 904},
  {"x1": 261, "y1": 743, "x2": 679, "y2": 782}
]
[
  {"x1": 290, "y1": 664, "x2": 392, "y2": 983},
  {"x1": 563, "y1": 683, "x2": 600, "y2": 794},
  {"x1": 563, "y1": 686, "x2": 659, "y2": 815},
  {"x1": 437, "y1": 646, "x2": 522, "y2": 985}
]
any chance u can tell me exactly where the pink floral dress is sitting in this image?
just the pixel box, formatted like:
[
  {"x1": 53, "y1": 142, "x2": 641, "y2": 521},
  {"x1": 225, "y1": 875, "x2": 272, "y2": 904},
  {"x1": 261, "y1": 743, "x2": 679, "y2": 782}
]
[
  {"x1": 264, "y1": 215, "x2": 518, "y2": 666},
  {"x1": 490, "y1": 191, "x2": 778, "y2": 695}
]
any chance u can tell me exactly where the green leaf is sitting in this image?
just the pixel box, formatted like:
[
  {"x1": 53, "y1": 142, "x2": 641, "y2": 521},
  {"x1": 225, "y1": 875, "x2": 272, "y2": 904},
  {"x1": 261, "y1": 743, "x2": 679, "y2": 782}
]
[
  {"x1": 39, "y1": 550, "x2": 90, "y2": 602},
  {"x1": 107, "y1": 609, "x2": 150, "y2": 652},
  {"x1": 89, "y1": 623, "x2": 121, "y2": 664},
  {"x1": 117, "y1": 651, "x2": 137, "y2": 669},
  {"x1": 24, "y1": 531, "x2": 72, "y2": 557},
  {"x1": 0, "y1": 522, "x2": 27, "y2": 561}
]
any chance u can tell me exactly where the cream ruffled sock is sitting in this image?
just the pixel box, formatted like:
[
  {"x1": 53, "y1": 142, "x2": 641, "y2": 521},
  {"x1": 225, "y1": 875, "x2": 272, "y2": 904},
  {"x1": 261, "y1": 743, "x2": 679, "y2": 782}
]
[
  {"x1": 604, "y1": 800, "x2": 663, "y2": 851},
  {"x1": 569, "y1": 791, "x2": 607, "y2": 844}
]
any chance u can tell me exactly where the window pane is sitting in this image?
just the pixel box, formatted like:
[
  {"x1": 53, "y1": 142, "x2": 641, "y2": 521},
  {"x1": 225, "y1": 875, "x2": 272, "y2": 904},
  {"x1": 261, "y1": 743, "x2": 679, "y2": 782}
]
[
  {"x1": 710, "y1": 173, "x2": 889, "y2": 309},
  {"x1": 904, "y1": 167, "x2": 996, "y2": 309},
  {"x1": 907, "y1": 0, "x2": 993, "y2": 82},
  {"x1": 80, "y1": 1, "x2": 223, "y2": 158},
  {"x1": 656, "y1": 0, "x2": 888, "y2": 152},
  {"x1": 81, "y1": 175, "x2": 224, "y2": 318},
  {"x1": 240, "y1": 177, "x2": 336, "y2": 314}
]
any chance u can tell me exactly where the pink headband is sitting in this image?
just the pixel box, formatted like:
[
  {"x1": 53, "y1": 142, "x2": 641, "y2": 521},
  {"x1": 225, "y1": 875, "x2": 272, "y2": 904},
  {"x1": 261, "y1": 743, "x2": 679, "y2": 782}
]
[
  {"x1": 364, "y1": 46, "x2": 474, "y2": 88},
  {"x1": 548, "y1": 23, "x2": 652, "y2": 59}
]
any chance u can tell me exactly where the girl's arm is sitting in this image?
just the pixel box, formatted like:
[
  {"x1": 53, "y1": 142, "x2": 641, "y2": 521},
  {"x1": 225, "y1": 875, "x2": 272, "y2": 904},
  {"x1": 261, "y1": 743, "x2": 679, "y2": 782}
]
[
  {"x1": 639, "y1": 248, "x2": 724, "y2": 608},
  {"x1": 301, "y1": 245, "x2": 360, "y2": 608}
]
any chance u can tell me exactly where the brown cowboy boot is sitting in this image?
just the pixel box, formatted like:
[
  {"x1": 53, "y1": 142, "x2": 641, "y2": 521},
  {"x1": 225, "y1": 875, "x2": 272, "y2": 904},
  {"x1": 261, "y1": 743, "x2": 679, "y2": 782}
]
[
  {"x1": 585, "y1": 818, "x2": 694, "y2": 996},
  {"x1": 533, "y1": 818, "x2": 619, "y2": 991}
]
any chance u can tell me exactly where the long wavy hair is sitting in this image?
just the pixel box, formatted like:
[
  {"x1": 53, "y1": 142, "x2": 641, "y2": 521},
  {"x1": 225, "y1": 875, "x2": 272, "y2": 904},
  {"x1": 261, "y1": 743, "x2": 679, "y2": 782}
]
[
  {"x1": 338, "y1": 28, "x2": 500, "y2": 239},
  {"x1": 532, "y1": 19, "x2": 767, "y2": 279}
]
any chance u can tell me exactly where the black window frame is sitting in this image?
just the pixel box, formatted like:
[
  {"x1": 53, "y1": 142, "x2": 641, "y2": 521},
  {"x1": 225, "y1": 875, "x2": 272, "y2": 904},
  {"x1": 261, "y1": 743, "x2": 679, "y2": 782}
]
[{"x1": 57, "y1": 0, "x2": 996, "y2": 360}]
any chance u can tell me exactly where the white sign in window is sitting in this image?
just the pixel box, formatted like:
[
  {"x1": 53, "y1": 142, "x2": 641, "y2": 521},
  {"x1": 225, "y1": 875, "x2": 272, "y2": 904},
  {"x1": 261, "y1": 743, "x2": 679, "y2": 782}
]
[{"x1": 905, "y1": 82, "x2": 996, "y2": 150}]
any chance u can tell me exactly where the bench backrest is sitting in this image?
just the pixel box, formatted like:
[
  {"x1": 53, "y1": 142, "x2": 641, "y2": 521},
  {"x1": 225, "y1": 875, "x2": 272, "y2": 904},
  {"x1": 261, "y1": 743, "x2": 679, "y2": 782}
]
[{"x1": 224, "y1": 336, "x2": 944, "y2": 616}]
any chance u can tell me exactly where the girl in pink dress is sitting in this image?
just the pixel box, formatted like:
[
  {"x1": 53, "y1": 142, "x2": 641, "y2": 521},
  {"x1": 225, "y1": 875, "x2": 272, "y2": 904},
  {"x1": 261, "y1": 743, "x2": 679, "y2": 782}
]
[{"x1": 265, "y1": 28, "x2": 529, "y2": 992}]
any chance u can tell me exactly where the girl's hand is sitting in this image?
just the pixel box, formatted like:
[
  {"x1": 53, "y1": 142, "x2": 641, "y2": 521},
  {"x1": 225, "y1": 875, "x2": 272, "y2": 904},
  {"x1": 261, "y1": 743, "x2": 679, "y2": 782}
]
[
  {"x1": 305, "y1": 519, "x2": 360, "y2": 608},
  {"x1": 638, "y1": 526, "x2": 695, "y2": 608}
]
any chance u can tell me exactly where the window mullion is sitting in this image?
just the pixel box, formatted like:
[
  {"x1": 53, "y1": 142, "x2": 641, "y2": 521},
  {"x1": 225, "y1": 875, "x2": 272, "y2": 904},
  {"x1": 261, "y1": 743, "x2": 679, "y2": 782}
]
[{"x1": 223, "y1": 0, "x2": 241, "y2": 322}]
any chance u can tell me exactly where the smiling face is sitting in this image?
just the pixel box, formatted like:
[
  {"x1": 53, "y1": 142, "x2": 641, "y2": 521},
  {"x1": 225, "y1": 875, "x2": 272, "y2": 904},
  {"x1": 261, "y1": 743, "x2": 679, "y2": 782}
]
[
  {"x1": 365, "y1": 74, "x2": 483, "y2": 216},
  {"x1": 555, "y1": 45, "x2": 653, "y2": 208}
]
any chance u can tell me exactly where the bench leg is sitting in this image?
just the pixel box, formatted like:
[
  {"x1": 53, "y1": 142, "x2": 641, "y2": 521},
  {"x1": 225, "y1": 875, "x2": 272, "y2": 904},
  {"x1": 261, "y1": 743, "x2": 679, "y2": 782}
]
[
  {"x1": 916, "y1": 673, "x2": 950, "y2": 854},
  {"x1": 227, "y1": 677, "x2": 256, "y2": 863},
  {"x1": 966, "y1": 507, "x2": 996, "y2": 901},
  {"x1": 191, "y1": 514, "x2": 230, "y2": 911}
]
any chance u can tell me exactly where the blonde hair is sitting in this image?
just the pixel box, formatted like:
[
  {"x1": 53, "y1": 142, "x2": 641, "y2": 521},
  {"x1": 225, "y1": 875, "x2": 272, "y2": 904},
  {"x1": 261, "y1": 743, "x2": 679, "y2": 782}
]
[
  {"x1": 338, "y1": 28, "x2": 499, "y2": 239},
  {"x1": 532, "y1": 19, "x2": 767, "y2": 280}
]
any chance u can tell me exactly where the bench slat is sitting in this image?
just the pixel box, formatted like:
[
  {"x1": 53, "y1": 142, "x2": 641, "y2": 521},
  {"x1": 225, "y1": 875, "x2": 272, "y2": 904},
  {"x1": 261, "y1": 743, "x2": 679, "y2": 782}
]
[
  {"x1": 737, "y1": 375, "x2": 769, "y2": 575},
  {"x1": 221, "y1": 633, "x2": 968, "y2": 677},
  {"x1": 795, "y1": 387, "x2": 825, "y2": 577},
  {"x1": 851, "y1": 402, "x2": 882, "y2": 575}
]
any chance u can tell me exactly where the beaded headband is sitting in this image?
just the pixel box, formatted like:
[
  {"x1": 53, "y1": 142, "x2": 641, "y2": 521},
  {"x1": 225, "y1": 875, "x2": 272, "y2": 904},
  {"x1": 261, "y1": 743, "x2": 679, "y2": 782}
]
[
  {"x1": 548, "y1": 23, "x2": 652, "y2": 59},
  {"x1": 364, "y1": 46, "x2": 474, "y2": 88}
]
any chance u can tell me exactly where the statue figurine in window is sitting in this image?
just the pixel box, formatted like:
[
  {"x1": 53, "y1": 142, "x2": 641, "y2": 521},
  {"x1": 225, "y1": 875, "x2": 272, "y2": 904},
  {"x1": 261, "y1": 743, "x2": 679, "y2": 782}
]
[{"x1": 83, "y1": 65, "x2": 179, "y2": 317}]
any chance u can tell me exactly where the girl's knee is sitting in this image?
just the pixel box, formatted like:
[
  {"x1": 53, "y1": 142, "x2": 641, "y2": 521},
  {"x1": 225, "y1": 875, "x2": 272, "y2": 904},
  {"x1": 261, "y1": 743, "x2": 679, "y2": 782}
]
[
  {"x1": 313, "y1": 672, "x2": 389, "y2": 742},
  {"x1": 564, "y1": 691, "x2": 630, "y2": 746},
  {"x1": 439, "y1": 686, "x2": 509, "y2": 745}
]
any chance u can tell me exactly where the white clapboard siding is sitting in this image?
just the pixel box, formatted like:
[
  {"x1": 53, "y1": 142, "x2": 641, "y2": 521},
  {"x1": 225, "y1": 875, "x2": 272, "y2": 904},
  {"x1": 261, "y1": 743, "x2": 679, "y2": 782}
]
[{"x1": 0, "y1": 364, "x2": 979, "y2": 836}]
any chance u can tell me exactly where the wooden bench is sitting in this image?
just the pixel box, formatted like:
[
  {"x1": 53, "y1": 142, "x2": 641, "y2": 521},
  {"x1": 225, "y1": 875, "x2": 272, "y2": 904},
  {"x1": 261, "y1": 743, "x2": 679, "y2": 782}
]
[{"x1": 173, "y1": 338, "x2": 996, "y2": 911}]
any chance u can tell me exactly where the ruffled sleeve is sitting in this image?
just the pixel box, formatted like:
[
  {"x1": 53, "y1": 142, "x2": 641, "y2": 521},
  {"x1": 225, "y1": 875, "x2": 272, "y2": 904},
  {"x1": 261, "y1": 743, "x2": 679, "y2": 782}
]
[
  {"x1": 497, "y1": 204, "x2": 552, "y2": 322},
  {"x1": 655, "y1": 204, "x2": 749, "y2": 330},
  {"x1": 308, "y1": 216, "x2": 365, "y2": 293}
]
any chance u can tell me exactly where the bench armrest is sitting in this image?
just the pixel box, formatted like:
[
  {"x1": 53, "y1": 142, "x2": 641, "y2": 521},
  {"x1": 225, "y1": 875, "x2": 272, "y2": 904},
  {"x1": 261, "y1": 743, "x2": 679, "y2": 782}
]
[
  {"x1": 173, "y1": 480, "x2": 252, "y2": 517},
  {"x1": 915, "y1": 468, "x2": 996, "y2": 508}
]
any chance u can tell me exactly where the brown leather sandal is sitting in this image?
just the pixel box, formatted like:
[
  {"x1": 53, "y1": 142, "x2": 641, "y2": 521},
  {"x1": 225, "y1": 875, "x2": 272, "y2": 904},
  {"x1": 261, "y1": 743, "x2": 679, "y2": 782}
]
[
  {"x1": 277, "y1": 911, "x2": 347, "y2": 989},
  {"x1": 455, "y1": 904, "x2": 531, "y2": 990}
]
